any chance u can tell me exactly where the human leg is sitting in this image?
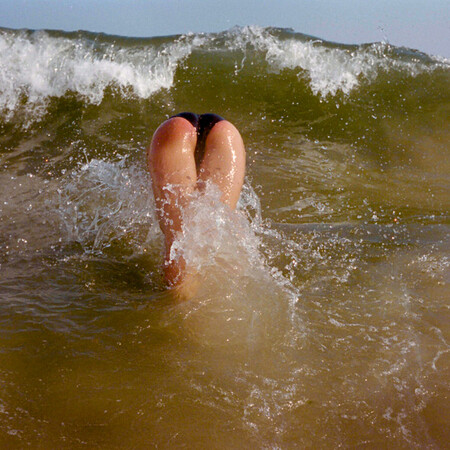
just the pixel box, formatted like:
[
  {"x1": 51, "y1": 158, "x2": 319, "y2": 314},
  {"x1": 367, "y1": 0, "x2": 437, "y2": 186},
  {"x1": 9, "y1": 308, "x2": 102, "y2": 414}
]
[
  {"x1": 147, "y1": 117, "x2": 197, "y2": 285},
  {"x1": 198, "y1": 120, "x2": 246, "y2": 210},
  {"x1": 147, "y1": 115, "x2": 246, "y2": 295}
]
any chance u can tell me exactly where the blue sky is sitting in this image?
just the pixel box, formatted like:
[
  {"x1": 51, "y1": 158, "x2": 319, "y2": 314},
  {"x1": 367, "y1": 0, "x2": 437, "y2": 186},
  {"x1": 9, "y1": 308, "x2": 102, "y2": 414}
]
[{"x1": 1, "y1": 0, "x2": 449, "y2": 56}]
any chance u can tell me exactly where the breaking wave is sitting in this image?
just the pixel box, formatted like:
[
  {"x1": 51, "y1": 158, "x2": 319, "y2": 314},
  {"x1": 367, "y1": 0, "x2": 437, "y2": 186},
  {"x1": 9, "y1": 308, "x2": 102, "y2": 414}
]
[{"x1": 1, "y1": 26, "x2": 448, "y2": 124}]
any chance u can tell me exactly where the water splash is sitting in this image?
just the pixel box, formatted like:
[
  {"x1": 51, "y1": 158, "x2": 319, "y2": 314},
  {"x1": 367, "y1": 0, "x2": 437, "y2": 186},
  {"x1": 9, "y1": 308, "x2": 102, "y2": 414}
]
[{"x1": 53, "y1": 156, "x2": 159, "y2": 252}]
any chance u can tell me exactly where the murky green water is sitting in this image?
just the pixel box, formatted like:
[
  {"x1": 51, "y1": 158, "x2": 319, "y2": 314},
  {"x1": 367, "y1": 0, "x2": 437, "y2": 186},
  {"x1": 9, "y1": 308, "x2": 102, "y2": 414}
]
[{"x1": 0, "y1": 26, "x2": 449, "y2": 448}]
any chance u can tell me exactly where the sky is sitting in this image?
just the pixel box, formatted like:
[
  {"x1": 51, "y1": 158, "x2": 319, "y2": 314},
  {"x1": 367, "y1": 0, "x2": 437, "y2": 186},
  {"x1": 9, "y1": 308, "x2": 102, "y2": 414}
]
[{"x1": 1, "y1": 0, "x2": 449, "y2": 57}]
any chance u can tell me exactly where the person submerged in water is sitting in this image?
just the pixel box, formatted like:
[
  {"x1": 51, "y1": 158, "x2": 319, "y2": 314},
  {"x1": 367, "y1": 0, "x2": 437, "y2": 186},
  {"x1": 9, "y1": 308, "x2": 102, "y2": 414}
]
[{"x1": 147, "y1": 112, "x2": 246, "y2": 296}]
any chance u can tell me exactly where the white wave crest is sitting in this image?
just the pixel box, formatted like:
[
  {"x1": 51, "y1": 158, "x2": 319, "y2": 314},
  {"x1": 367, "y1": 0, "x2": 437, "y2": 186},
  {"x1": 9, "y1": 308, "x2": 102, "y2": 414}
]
[
  {"x1": 1, "y1": 26, "x2": 447, "y2": 120},
  {"x1": 223, "y1": 26, "x2": 447, "y2": 97},
  {"x1": 0, "y1": 30, "x2": 202, "y2": 118}
]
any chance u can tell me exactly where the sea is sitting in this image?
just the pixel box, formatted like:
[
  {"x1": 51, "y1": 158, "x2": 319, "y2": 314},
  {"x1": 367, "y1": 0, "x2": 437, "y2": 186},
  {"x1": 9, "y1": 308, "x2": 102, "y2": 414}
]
[{"x1": 0, "y1": 25, "x2": 449, "y2": 448}]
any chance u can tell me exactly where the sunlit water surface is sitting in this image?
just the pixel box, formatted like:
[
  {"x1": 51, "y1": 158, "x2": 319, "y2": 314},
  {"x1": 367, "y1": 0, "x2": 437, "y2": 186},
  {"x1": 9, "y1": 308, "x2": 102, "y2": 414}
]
[{"x1": 0, "y1": 26, "x2": 449, "y2": 448}]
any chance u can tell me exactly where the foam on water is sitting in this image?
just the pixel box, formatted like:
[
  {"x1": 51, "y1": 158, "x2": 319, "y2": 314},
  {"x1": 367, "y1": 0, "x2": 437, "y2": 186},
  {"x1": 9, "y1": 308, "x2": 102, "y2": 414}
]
[
  {"x1": 221, "y1": 26, "x2": 449, "y2": 96},
  {"x1": 0, "y1": 29, "x2": 203, "y2": 121},
  {"x1": 1, "y1": 26, "x2": 447, "y2": 126}
]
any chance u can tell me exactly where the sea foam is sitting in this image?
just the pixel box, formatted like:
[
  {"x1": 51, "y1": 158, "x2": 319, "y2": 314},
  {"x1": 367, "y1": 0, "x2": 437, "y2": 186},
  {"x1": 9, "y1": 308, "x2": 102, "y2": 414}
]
[
  {"x1": 1, "y1": 26, "x2": 447, "y2": 124},
  {"x1": 0, "y1": 29, "x2": 202, "y2": 119},
  {"x1": 221, "y1": 26, "x2": 448, "y2": 97}
]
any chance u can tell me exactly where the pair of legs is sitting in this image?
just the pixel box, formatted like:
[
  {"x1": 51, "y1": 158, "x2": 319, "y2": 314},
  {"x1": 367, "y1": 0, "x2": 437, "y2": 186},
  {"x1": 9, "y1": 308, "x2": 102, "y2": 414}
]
[{"x1": 147, "y1": 113, "x2": 246, "y2": 289}]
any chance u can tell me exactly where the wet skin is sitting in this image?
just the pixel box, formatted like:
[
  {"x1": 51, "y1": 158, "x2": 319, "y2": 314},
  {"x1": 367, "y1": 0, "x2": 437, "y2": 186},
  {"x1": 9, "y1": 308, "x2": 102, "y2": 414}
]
[{"x1": 147, "y1": 114, "x2": 246, "y2": 295}]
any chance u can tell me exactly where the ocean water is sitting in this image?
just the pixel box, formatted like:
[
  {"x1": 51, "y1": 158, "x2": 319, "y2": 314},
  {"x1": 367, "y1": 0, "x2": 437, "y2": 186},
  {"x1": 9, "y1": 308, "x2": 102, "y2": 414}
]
[{"x1": 0, "y1": 25, "x2": 449, "y2": 448}]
